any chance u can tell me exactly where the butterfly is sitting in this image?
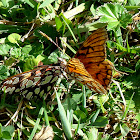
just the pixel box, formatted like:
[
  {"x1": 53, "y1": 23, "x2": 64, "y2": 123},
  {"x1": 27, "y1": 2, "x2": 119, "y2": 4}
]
[
  {"x1": 1, "y1": 28, "x2": 113, "y2": 99},
  {"x1": 66, "y1": 28, "x2": 113, "y2": 94}
]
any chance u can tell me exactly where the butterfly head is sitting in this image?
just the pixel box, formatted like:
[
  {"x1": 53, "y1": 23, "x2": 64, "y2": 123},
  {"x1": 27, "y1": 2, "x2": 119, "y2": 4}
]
[
  {"x1": 57, "y1": 57, "x2": 67, "y2": 67},
  {"x1": 57, "y1": 57, "x2": 68, "y2": 80}
]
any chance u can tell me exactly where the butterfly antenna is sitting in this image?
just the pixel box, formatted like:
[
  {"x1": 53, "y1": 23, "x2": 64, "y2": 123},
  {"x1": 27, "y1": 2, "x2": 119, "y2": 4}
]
[{"x1": 38, "y1": 30, "x2": 63, "y2": 52}]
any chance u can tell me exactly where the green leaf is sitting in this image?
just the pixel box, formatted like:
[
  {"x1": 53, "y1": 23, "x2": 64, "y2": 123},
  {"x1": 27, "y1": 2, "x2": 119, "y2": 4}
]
[
  {"x1": 0, "y1": 65, "x2": 10, "y2": 80},
  {"x1": 39, "y1": 0, "x2": 55, "y2": 8},
  {"x1": 118, "y1": 66, "x2": 135, "y2": 73},
  {"x1": 135, "y1": 59, "x2": 140, "y2": 71},
  {"x1": 86, "y1": 127, "x2": 98, "y2": 140},
  {"x1": 115, "y1": 42, "x2": 127, "y2": 51},
  {"x1": 98, "y1": 133, "x2": 110, "y2": 140},
  {"x1": 0, "y1": 38, "x2": 6, "y2": 43},
  {"x1": 0, "y1": 66, "x2": 7, "y2": 75},
  {"x1": 48, "y1": 52, "x2": 59, "y2": 63},
  {"x1": 3, "y1": 125, "x2": 15, "y2": 135},
  {"x1": 120, "y1": 123, "x2": 129, "y2": 137},
  {"x1": 90, "y1": 109, "x2": 100, "y2": 124},
  {"x1": 23, "y1": 55, "x2": 44, "y2": 71},
  {"x1": 0, "y1": 126, "x2": 2, "y2": 137},
  {"x1": 90, "y1": 4, "x2": 96, "y2": 16},
  {"x1": 23, "y1": 56, "x2": 38, "y2": 71},
  {"x1": 63, "y1": 98, "x2": 77, "y2": 111},
  {"x1": 122, "y1": 81, "x2": 133, "y2": 89},
  {"x1": 0, "y1": 44, "x2": 11, "y2": 55},
  {"x1": 122, "y1": 93, "x2": 135, "y2": 120},
  {"x1": 7, "y1": 33, "x2": 21, "y2": 44},
  {"x1": 36, "y1": 55, "x2": 45, "y2": 62},
  {"x1": 126, "y1": 0, "x2": 140, "y2": 6},
  {"x1": 1, "y1": 0, "x2": 14, "y2": 7},
  {"x1": 24, "y1": 0, "x2": 37, "y2": 8},
  {"x1": 74, "y1": 110, "x2": 87, "y2": 120},
  {"x1": 135, "y1": 113, "x2": 140, "y2": 129},
  {"x1": 60, "y1": 13, "x2": 77, "y2": 42},
  {"x1": 0, "y1": 125, "x2": 15, "y2": 139},
  {"x1": 97, "y1": 3, "x2": 132, "y2": 30},
  {"x1": 10, "y1": 48, "x2": 21, "y2": 58},
  {"x1": 2, "y1": 131, "x2": 11, "y2": 139},
  {"x1": 22, "y1": 45, "x2": 32, "y2": 54},
  {"x1": 29, "y1": 43, "x2": 44, "y2": 56},
  {"x1": 4, "y1": 57, "x2": 17, "y2": 66},
  {"x1": 55, "y1": 16, "x2": 62, "y2": 31},
  {"x1": 92, "y1": 116, "x2": 108, "y2": 127}
]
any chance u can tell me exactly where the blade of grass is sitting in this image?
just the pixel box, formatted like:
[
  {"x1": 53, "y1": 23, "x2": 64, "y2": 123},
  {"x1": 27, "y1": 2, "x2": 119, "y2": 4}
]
[
  {"x1": 55, "y1": 88, "x2": 72, "y2": 139},
  {"x1": 61, "y1": 16, "x2": 77, "y2": 42},
  {"x1": 82, "y1": 86, "x2": 86, "y2": 108},
  {"x1": 122, "y1": 92, "x2": 135, "y2": 120},
  {"x1": 63, "y1": 1, "x2": 92, "y2": 19},
  {"x1": 43, "y1": 100, "x2": 50, "y2": 126},
  {"x1": 90, "y1": 109, "x2": 100, "y2": 125},
  {"x1": 74, "y1": 118, "x2": 80, "y2": 136},
  {"x1": 67, "y1": 95, "x2": 74, "y2": 125},
  {"x1": 0, "y1": 88, "x2": 6, "y2": 108},
  {"x1": 99, "y1": 98, "x2": 105, "y2": 114},
  {"x1": 17, "y1": 128, "x2": 21, "y2": 140},
  {"x1": 112, "y1": 79, "x2": 126, "y2": 111},
  {"x1": 28, "y1": 106, "x2": 44, "y2": 140}
]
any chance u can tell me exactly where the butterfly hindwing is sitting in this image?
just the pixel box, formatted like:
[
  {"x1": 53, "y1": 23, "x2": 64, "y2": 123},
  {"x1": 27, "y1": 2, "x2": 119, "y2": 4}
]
[
  {"x1": 85, "y1": 60, "x2": 113, "y2": 90},
  {"x1": 66, "y1": 58, "x2": 107, "y2": 94}
]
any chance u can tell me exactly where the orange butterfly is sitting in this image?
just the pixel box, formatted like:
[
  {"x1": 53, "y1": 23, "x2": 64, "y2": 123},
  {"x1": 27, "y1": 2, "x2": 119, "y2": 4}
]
[{"x1": 66, "y1": 28, "x2": 113, "y2": 94}]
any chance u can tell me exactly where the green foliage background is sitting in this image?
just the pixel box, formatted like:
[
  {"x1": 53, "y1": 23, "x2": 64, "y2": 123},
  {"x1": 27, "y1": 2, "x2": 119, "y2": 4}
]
[{"x1": 0, "y1": 0, "x2": 140, "y2": 139}]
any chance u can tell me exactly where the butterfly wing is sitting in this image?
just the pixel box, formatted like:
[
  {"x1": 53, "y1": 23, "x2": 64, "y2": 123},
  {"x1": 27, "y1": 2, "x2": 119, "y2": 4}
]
[
  {"x1": 66, "y1": 28, "x2": 113, "y2": 93},
  {"x1": 66, "y1": 58, "x2": 107, "y2": 94},
  {"x1": 75, "y1": 28, "x2": 108, "y2": 63},
  {"x1": 75, "y1": 28, "x2": 112, "y2": 91},
  {"x1": 84, "y1": 60, "x2": 113, "y2": 90},
  {"x1": 1, "y1": 66, "x2": 61, "y2": 99}
]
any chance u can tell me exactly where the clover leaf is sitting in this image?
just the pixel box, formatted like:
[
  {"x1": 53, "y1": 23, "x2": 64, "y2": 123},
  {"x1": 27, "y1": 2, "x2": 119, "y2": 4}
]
[{"x1": 97, "y1": 3, "x2": 132, "y2": 30}]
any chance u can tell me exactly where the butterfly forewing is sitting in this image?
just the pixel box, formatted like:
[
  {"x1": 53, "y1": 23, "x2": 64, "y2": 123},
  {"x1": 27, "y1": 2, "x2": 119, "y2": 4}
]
[
  {"x1": 1, "y1": 66, "x2": 62, "y2": 100},
  {"x1": 75, "y1": 28, "x2": 108, "y2": 63}
]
